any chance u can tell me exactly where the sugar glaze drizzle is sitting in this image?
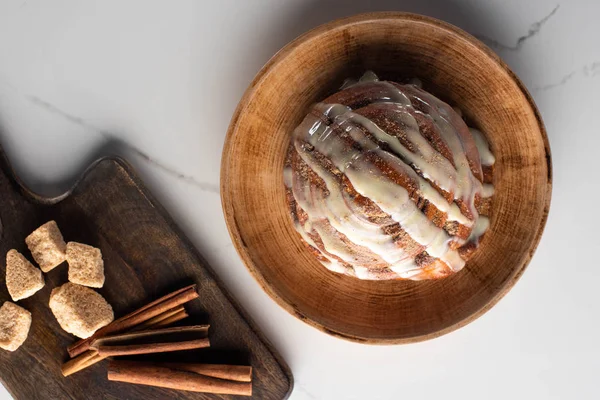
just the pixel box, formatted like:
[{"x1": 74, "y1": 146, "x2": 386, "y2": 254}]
[{"x1": 287, "y1": 72, "x2": 495, "y2": 279}]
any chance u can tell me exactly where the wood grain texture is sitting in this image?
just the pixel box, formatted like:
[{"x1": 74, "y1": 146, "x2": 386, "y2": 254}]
[
  {"x1": 221, "y1": 12, "x2": 552, "y2": 344},
  {"x1": 0, "y1": 150, "x2": 292, "y2": 399}
]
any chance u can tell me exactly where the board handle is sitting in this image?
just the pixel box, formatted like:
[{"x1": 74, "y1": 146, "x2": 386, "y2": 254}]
[
  {"x1": 0, "y1": 144, "x2": 50, "y2": 242},
  {"x1": 0, "y1": 145, "x2": 20, "y2": 240},
  {"x1": 0, "y1": 144, "x2": 31, "y2": 198},
  {"x1": 0, "y1": 143, "x2": 73, "y2": 206}
]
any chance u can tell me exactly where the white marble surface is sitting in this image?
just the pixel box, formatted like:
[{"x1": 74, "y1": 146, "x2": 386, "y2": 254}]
[{"x1": 0, "y1": 0, "x2": 596, "y2": 399}]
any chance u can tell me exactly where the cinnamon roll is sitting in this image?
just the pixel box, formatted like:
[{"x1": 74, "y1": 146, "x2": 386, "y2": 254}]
[{"x1": 284, "y1": 72, "x2": 494, "y2": 280}]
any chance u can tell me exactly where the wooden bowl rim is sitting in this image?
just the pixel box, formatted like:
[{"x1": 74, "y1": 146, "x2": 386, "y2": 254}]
[{"x1": 221, "y1": 11, "x2": 552, "y2": 344}]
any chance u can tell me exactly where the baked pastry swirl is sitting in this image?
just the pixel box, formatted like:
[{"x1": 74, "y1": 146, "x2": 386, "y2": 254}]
[{"x1": 284, "y1": 72, "x2": 494, "y2": 280}]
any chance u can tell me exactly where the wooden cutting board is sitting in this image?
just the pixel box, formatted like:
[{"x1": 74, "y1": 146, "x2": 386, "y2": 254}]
[{"x1": 0, "y1": 147, "x2": 293, "y2": 400}]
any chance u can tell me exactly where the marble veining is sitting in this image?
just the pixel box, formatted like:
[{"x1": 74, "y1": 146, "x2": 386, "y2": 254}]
[
  {"x1": 533, "y1": 61, "x2": 600, "y2": 92},
  {"x1": 476, "y1": 5, "x2": 560, "y2": 51},
  {"x1": 25, "y1": 94, "x2": 219, "y2": 194},
  {"x1": 533, "y1": 71, "x2": 576, "y2": 92}
]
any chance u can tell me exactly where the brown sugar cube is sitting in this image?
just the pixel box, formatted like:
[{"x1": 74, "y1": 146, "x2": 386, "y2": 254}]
[
  {"x1": 66, "y1": 242, "x2": 105, "y2": 288},
  {"x1": 49, "y1": 283, "x2": 113, "y2": 339},
  {"x1": 6, "y1": 250, "x2": 45, "y2": 301},
  {"x1": 0, "y1": 302, "x2": 32, "y2": 351},
  {"x1": 25, "y1": 221, "x2": 67, "y2": 272}
]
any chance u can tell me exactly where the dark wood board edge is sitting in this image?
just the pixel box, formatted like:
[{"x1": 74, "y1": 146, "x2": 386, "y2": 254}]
[{"x1": 0, "y1": 145, "x2": 294, "y2": 399}]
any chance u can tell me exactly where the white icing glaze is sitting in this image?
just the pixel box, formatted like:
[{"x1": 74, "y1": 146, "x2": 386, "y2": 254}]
[
  {"x1": 359, "y1": 70, "x2": 379, "y2": 83},
  {"x1": 342, "y1": 107, "x2": 473, "y2": 227},
  {"x1": 398, "y1": 268, "x2": 426, "y2": 279},
  {"x1": 414, "y1": 102, "x2": 482, "y2": 215},
  {"x1": 470, "y1": 128, "x2": 495, "y2": 166},
  {"x1": 353, "y1": 266, "x2": 373, "y2": 279},
  {"x1": 377, "y1": 82, "x2": 412, "y2": 105},
  {"x1": 344, "y1": 159, "x2": 464, "y2": 271},
  {"x1": 324, "y1": 260, "x2": 348, "y2": 274},
  {"x1": 482, "y1": 183, "x2": 495, "y2": 198},
  {"x1": 390, "y1": 258, "x2": 421, "y2": 278},
  {"x1": 295, "y1": 105, "x2": 465, "y2": 273},
  {"x1": 283, "y1": 166, "x2": 293, "y2": 188},
  {"x1": 288, "y1": 72, "x2": 495, "y2": 280},
  {"x1": 408, "y1": 77, "x2": 423, "y2": 88},
  {"x1": 340, "y1": 70, "x2": 379, "y2": 89},
  {"x1": 467, "y1": 216, "x2": 490, "y2": 245},
  {"x1": 389, "y1": 257, "x2": 419, "y2": 275},
  {"x1": 346, "y1": 108, "x2": 457, "y2": 194},
  {"x1": 293, "y1": 135, "x2": 410, "y2": 266},
  {"x1": 339, "y1": 78, "x2": 356, "y2": 90}
]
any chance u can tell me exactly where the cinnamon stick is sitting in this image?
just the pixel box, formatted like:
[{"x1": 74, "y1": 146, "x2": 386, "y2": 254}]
[
  {"x1": 129, "y1": 306, "x2": 186, "y2": 332},
  {"x1": 61, "y1": 350, "x2": 98, "y2": 377},
  {"x1": 62, "y1": 309, "x2": 191, "y2": 376},
  {"x1": 152, "y1": 309, "x2": 188, "y2": 329},
  {"x1": 94, "y1": 338, "x2": 210, "y2": 357},
  {"x1": 92, "y1": 325, "x2": 209, "y2": 345},
  {"x1": 68, "y1": 285, "x2": 199, "y2": 357},
  {"x1": 108, "y1": 360, "x2": 252, "y2": 396},
  {"x1": 90, "y1": 325, "x2": 210, "y2": 357},
  {"x1": 120, "y1": 285, "x2": 195, "y2": 321},
  {"x1": 162, "y1": 363, "x2": 252, "y2": 382},
  {"x1": 79, "y1": 352, "x2": 104, "y2": 370}
]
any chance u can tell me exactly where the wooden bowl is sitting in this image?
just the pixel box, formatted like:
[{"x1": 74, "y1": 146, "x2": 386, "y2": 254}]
[{"x1": 221, "y1": 12, "x2": 551, "y2": 344}]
